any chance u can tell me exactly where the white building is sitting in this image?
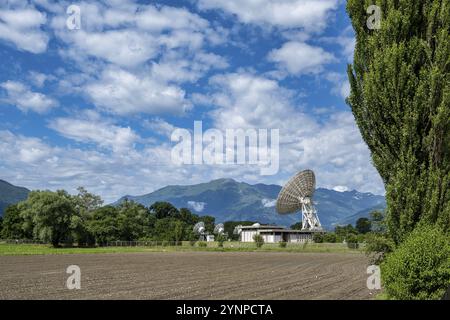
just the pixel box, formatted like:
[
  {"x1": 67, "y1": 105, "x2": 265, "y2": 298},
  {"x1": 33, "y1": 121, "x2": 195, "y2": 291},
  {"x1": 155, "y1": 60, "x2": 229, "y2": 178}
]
[{"x1": 239, "y1": 224, "x2": 322, "y2": 243}]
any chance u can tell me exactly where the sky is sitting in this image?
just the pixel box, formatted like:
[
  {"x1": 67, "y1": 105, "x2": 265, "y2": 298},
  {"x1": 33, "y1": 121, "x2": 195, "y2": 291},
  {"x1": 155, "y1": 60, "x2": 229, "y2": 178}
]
[{"x1": 0, "y1": 0, "x2": 385, "y2": 203}]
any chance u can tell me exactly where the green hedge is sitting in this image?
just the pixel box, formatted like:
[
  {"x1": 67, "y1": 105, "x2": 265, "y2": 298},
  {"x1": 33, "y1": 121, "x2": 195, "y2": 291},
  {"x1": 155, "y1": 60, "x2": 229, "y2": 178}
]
[{"x1": 381, "y1": 224, "x2": 450, "y2": 300}]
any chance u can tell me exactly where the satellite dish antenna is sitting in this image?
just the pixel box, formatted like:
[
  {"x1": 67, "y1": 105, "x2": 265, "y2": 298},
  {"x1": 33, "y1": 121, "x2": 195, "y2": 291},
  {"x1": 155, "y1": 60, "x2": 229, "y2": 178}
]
[
  {"x1": 193, "y1": 221, "x2": 206, "y2": 241},
  {"x1": 276, "y1": 169, "x2": 322, "y2": 231},
  {"x1": 214, "y1": 223, "x2": 225, "y2": 235}
]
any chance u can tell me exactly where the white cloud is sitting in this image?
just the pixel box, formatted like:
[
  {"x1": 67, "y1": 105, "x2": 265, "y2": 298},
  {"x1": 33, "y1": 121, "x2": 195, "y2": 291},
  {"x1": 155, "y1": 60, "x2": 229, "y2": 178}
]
[
  {"x1": 187, "y1": 201, "x2": 206, "y2": 212},
  {"x1": 268, "y1": 41, "x2": 336, "y2": 76},
  {"x1": 48, "y1": 116, "x2": 139, "y2": 153},
  {"x1": 0, "y1": 7, "x2": 49, "y2": 53},
  {"x1": 204, "y1": 72, "x2": 384, "y2": 195},
  {"x1": 143, "y1": 118, "x2": 177, "y2": 138},
  {"x1": 85, "y1": 67, "x2": 191, "y2": 115},
  {"x1": 333, "y1": 185, "x2": 348, "y2": 192},
  {"x1": 261, "y1": 198, "x2": 276, "y2": 207},
  {"x1": 197, "y1": 0, "x2": 338, "y2": 32},
  {"x1": 1, "y1": 80, "x2": 57, "y2": 113},
  {"x1": 325, "y1": 72, "x2": 350, "y2": 99}
]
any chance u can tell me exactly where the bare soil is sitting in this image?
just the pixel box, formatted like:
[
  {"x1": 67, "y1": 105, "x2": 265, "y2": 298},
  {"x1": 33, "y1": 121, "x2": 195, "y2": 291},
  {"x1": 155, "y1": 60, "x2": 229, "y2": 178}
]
[{"x1": 0, "y1": 251, "x2": 376, "y2": 299}]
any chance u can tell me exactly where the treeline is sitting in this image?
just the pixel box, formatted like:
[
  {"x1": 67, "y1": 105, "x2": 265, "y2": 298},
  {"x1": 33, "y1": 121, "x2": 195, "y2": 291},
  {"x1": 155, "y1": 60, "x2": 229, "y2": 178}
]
[
  {"x1": 0, "y1": 187, "x2": 216, "y2": 247},
  {"x1": 290, "y1": 212, "x2": 383, "y2": 244}
]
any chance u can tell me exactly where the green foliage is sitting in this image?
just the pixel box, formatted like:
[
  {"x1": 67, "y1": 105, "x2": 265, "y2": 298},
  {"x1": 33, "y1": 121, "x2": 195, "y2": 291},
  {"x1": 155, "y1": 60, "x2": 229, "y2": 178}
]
[
  {"x1": 323, "y1": 232, "x2": 337, "y2": 243},
  {"x1": 0, "y1": 216, "x2": 3, "y2": 236},
  {"x1": 199, "y1": 215, "x2": 215, "y2": 234},
  {"x1": 365, "y1": 232, "x2": 395, "y2": 264},
  {"x1": 1, "y1": 204, "x2": 30, "y2": 239},
  {"x1": 86, "y1": 206, "x2": 119, "y2": 244},
  {"x1": 253, "y1": 234, "x2": 264, "y2": 248},
  {"x1": 72, "y1": 187, "x2": 103, "y2": 246},
  {"x1": 19, "y1": 190, "x2": 77, "y2": 247},
  {"x1": 279, "y1": 241, "x2": 287, "y2": 248},
  {"x1": 313, "y1": 233, "x2": 324, "y2": 243},
  {"x1": 335, "y1": 224, "x2": 357, "y2": 242},
  {"x1": 346, "y1": 234, "x2": 359, "y2": 249},
  {"x1": 369, "y1": 210, "x2": 386, "y2": 233},
  {"x1": 356, "y1": 217, "x2": 372, "y2": 234},
  {"x1": 347, "y1": 0, "x2": 450, "y2": 243},
  {"x1": 216, "y1": 234, "x2": 226, "y2": 247},
  {"x1": 198, "y1": 241, "x2": 207, "y2": 247},
  {"x1": 290, "y1": 222, "x2": 302, "y2": 230},
  {"x1": 381, "y1": 224, "x2": 450, "y2": 299},
  {"x1": 149, "y1": 202, "x2": 179, "y2": 219}
]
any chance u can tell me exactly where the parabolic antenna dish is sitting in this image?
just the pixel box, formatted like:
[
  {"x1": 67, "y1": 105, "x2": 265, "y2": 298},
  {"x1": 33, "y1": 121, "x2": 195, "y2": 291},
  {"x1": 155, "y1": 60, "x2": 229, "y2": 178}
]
[{"x1": 276, "y1": 169, "x2": 316, "y2": 214}]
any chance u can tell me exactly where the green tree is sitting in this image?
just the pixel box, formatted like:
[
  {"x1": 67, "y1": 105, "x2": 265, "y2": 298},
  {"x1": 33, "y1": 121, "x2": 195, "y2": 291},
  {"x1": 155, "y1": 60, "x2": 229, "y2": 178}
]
[
  {"x1": 253, "y1": 234, "x2": 264, "y2": 248},
  {"x1": 19, "y1": 190, "x2": 77, "y2": 247},
  {"x1": 149, "y1": 202, "x2": 179, "y2": 219},
  {"x1": 179, "y1": 208, "x2": 200, "y2": 225},
  {"x1": 313, "y1": 233, "x2": 324, "y2": 243},
  {"x1": 0, "y1": 216, "x2": 3, "y2": 237},
  {"x1": 199, "y1": 215, "x2": 215, "y2": 234},
  {"x1": 290, "y1": 222, "x2": 302, "y2": 230},
  {"x1": 0, "y1": 204, "x2": 30, "y2": 239},
  {"x1": 335, "y1": 224, "x2": 357, "y2": 241},
  {"x1": 86, "y1": 206, "x2": 119, "y2": 244},
  {"x1": 347, "y1": 0, "x2": 450, "y2": 243},
  {"x1": 116, "y1": 200, "x2": 151, "y2": 241},
  {"x1": 369, "y1": 210, "x2": 386, "y2": 233},
  {"x1": 323, "y1": 232, "x2": 337, "y2": 243},
  {"x1": 72, "y1": 187, "x2": 103, "y2": 246},
  {"x1": 356, "y1": 217, "x2": 372, "y2": 234}
]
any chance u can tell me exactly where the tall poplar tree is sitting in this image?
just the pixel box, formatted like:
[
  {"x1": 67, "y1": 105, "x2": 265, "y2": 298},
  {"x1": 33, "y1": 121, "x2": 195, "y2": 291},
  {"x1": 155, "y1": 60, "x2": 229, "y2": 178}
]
[{"x1": 346, "y1": 0, "x2": 449, "y2": 243}]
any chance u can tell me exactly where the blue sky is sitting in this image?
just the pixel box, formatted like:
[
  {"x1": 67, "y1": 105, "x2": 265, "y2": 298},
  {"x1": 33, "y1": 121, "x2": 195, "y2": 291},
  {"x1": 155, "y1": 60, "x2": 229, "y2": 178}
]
[{"x1": 0, "y1": 0, "x2": 384, "y2": 202}]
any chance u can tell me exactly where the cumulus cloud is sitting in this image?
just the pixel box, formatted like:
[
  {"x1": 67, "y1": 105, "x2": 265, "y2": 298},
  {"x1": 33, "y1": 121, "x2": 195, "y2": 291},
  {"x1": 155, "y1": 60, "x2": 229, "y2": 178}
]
[
  {"x1": 0, "y1": 7, "x2": 49, "y2": 53},
  {"x1": 84, "y1": 67, "x2": 191, "y2": 115},
  {"x1": 1, "y1": 80, "x2": 57, "y2": 113},
  {"x1": 48, "y1": 116, "x2": 139, "y2": 153},
  {"x1": 187, "y1": 201, "x2": 206, "y2": 212},
  {"x1": 197, "y1": 0, "x2": 339, "y2": 32},
  {"x1": 143, "y1": 118, "x2": 177, "y2": 138},
  {"x1": 204, "y1": 72, "x2": 384, "y2": 194},
  {"x1": 268, "y1": 41, "x2": 336, "y2": 76}
]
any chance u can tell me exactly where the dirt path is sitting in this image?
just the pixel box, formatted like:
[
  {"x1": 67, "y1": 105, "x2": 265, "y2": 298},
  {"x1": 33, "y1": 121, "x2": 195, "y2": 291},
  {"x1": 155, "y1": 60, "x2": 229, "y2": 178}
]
[{"x1": 0, "y1": 251, "x2": 376, "y2": 299}]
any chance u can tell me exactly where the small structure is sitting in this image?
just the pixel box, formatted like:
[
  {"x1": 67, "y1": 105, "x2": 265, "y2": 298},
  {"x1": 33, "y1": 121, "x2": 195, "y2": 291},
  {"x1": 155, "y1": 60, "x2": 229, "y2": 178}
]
[{"x1": 238, "y1": 223, "x2": 321, "y2": 243}]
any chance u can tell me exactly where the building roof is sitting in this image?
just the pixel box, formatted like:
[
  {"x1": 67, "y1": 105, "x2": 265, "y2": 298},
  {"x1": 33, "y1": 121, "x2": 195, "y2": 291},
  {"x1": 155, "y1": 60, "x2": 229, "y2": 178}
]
[{"x1": 240, "y1": 225, "x2": 284, "y2": 230}]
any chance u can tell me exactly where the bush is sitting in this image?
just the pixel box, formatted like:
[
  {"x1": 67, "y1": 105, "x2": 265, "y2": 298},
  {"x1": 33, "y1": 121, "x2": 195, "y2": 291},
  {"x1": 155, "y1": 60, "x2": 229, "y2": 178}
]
[
  {"x1": 189, "y1": 240, "x2": 196, "y2": 247},
  {"x1": 346, "y1": 234, "x2": 359, "y2": 249},
  {"x1": 323, "y1": 232, "x2": 337, "y2": 243},
  {"x1": 313, "y1": 233, "x2": 324, "y2": 243},
  {"x1": 279, "y1": 241, "x2": 287, "y2": 248},
  {"x1": 198, "y1": 241, "x2": 207, "y2": 247},
  {"x1": 253, "y1": 234, "x2": 264, "y2": 248},
  {"x1": 365, "y1": 232, "x2": 394, "y2": 264},
  {"x1": 216, "y1": 234, "x2": 226, "y2": 248},
  {"x1": 381, "y1": 224, "x2": 450, "y2": 300}
]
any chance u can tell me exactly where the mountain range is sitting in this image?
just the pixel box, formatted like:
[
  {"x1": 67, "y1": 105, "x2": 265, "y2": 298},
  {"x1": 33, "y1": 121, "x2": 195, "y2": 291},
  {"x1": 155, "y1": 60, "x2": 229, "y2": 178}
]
[
  {"x1": 0, "y1": 180, "x2": 30, "y2": 216},
  {"x1": 116, "y1": 178, "x2": 386, "y2": 230},
  {"x1": 0, "y1": 178, "x2": 386, "y2": 229}
]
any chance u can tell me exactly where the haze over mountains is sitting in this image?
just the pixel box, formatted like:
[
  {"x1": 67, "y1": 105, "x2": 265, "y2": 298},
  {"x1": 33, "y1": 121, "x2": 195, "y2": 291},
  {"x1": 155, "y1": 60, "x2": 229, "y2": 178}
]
[
  {"x1": 0, "y1": 178, "x2": 385, "y2": 229},
  {"x1": 116, "y1": 178, "x2": 386, "y2": 229}
]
